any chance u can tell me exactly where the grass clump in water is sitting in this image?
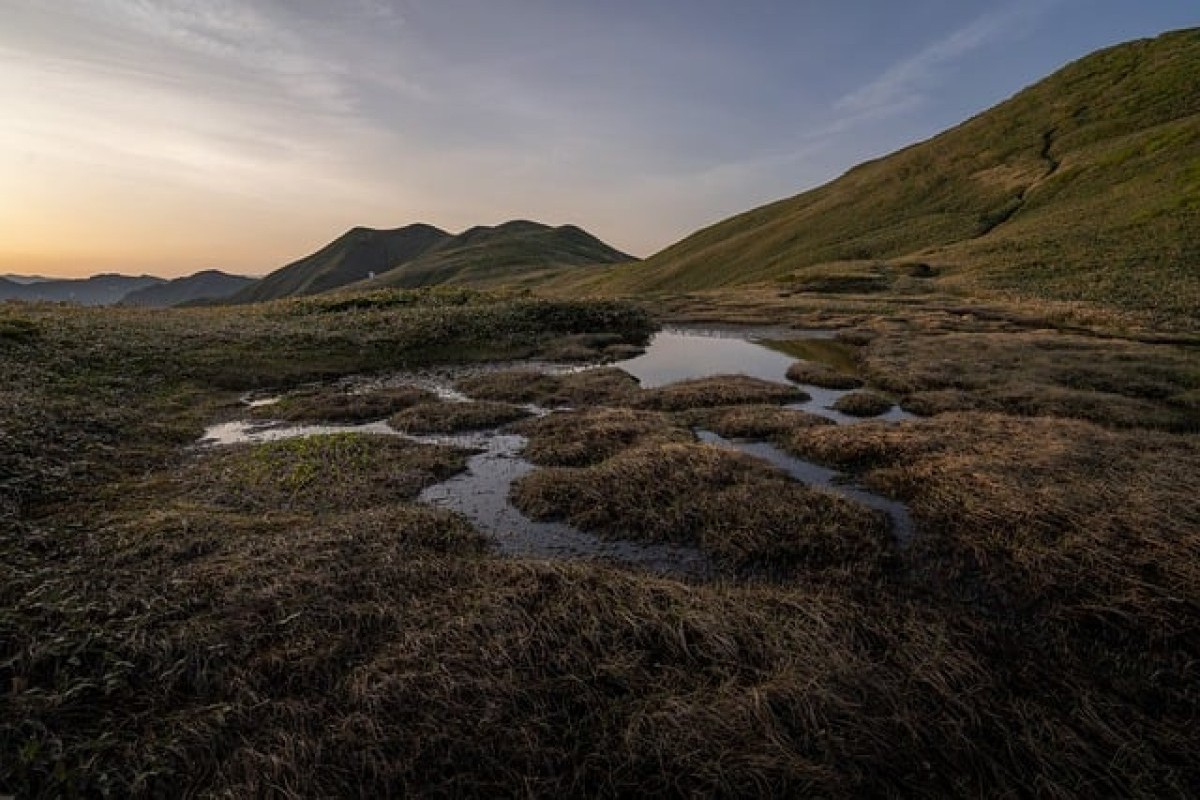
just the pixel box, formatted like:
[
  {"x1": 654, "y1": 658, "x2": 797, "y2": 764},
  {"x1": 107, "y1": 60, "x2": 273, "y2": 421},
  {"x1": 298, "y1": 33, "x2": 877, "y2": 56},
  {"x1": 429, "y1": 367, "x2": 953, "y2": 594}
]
[
  {"x1": 785, "y1": 361, "x2": 864, "y2": 390},
  {"x1": 186, "y1": 433, "x2": 469, "y2": 513},
  {"x1": 252, "y1": 385, "x2": 437, "y2": 423},
  {"x1": 631, "y1": 375, "x2": 807, "y2": 411},
  {"x1": 681, "y1": 404, "x2": 835, "y2": 439},
  {"x1": 389, "y1": 400, "x2": 531, "y2": 434},
  {"x1": 832, "y1": 391, "x2": 894, "y2": 417},
  {"x1": 511, "y1": 442, "x2": 890, "y2": 577},
  {"x1": 512, "y1": 407, "x2": 691, "y2": 467},
  {"x1": 456, "y1": 366, "x2": 639, "y2": 406}
]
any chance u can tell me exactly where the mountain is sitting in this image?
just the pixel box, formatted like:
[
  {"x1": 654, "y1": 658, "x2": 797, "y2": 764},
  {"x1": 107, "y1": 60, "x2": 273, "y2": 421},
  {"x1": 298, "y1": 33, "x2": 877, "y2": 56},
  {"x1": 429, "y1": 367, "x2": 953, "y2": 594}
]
[
  {"x1": 229, "y1": 220, "x2": 633, "y2": 303},
  {"x1": 226, "y1": 223, "x2": 450, "y2": 304},
  {"x1": 591, "y1": 28, "x2": 1200, "y2": 315},
  {"x1": 0, "y1": 274, "x2": 165, "y2": 306},
  {"x1": 1, "y1": 274, "x2": 53, "y2": 285},
  {"x1": 349, "y1": 220, "x2": 633, "y2": 291},
  {"x1": 118, "y1": 270, "x2": 256, "y2": 307}
]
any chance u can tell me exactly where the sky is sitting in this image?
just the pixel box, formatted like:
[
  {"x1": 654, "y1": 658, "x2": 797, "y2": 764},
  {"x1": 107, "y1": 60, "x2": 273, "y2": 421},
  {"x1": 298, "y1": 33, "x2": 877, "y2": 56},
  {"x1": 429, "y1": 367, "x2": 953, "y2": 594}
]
[{"x1": 1, "y1": 1, "x2": 1195, "y2": 278}]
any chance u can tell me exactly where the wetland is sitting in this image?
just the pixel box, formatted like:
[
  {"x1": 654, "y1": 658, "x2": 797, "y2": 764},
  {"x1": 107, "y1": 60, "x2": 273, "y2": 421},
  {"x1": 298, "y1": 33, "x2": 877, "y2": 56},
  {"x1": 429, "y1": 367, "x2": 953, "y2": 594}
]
[{"x1": 3, "y1": 289, "x2": 1199, "y2": 797}]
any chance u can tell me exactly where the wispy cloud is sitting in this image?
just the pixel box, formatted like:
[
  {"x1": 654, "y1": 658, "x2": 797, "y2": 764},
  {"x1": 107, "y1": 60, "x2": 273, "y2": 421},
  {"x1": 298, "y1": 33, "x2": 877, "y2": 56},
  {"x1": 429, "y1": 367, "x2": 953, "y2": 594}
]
[{"x1": 834, "y1": 0, "x2": 1057, "y2": 122}]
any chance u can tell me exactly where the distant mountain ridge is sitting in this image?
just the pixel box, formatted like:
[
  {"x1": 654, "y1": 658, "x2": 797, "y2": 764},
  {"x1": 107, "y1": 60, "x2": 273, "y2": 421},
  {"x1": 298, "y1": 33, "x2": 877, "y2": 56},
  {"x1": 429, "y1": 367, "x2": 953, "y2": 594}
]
[
  {"x1": 0, "y1": 274, "x2": 165, "y2": 306},
  {"x1": 227, "y1": 220, "x2": 633, "y2": 303},
  {"x1": 582, "y1": 27, "x2": 1200, "y2": 315},
  {"x1": 119, "y1": 270, "x2": 255, "y2": 307}
]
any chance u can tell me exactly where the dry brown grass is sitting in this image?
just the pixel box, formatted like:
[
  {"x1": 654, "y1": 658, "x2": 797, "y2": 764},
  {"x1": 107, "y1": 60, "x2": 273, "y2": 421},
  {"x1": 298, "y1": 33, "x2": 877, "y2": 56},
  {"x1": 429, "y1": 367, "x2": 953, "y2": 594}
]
[
  {"x1": 388, "y1": 400, "x2": 531, "y2": 433},
  {"x1": 455, "y1": 366, "x2": 640, "y2": 406},
  {"x1": 511, "y1": 407, "x2": 691, "y2": 467},
  {"x1": 251, "y1": 385, "x2": 436, "y2": 423},
  {"x1": 864, "y1": 328, "x2": 1200, "y2": 430},
  {"x1": 680, "y1": 404, "x2": 834, "y2": 439},
  {"x1": 832, "y1": 391, "x2": 894, "y2": 417},
  {"x1": 782, "y1": 412, "x2": 1200, "y2": 624},
  {"x1": 512, "y1": 442, "x2": 890, "y2": 577},
  {"x1": 630, "y1": 375, "x2": 807, "y2": 412},
  {"x1": 785, "y1": 361, "x2": 864, "y2": 389}
]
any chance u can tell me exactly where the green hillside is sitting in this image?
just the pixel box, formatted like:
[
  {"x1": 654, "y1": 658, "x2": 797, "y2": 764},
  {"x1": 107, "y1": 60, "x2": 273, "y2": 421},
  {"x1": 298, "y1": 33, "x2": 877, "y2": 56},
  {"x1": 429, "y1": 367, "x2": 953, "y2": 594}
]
[
  {"x1": 596, "y1": 28, "x2": 1200, "y2": 314},
  {"x1": 351, "y1": 220, "x2": 633, "y2": 291},
  {"x1": 228, "y1": 223, "x2": 450, "y2": 304}
]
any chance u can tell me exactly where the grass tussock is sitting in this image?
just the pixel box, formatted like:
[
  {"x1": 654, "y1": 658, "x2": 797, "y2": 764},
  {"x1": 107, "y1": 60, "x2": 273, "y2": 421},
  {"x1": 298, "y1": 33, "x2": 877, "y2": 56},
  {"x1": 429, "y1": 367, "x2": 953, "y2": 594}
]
[
  {"x1": 865, "y1": 328, "x2": 1200, "y2": 430},
  {"x1": 511, "y1": 407, "x2": 692, "y2": 467},
  {"x1": 455, "y1": 366, "x2": 640, "y2": 406},
  {"x1": 251, "y1": 385, "x2": 436, "y2": 423},
  {"x1": 184, "y1": 433, "x2": 469, "y2": 514},
  {"x1": 631, "y1": 374, "x2": 807, "y2": 411},
  {"x1": 388, "y1": 400, "x2": 531, "y2": 434},
  {"x1": 832, "y1": 390, "x2": 894, "y2": 417},
  {"x1": 680, "y1": 404, "x2": 835, "y2": 439},
  {"x1": 785, "y1": 361, "x2": 864, "y2": 389},
  {"x1": 511, "y1": 442, "x2": 890, "y2": 576}
]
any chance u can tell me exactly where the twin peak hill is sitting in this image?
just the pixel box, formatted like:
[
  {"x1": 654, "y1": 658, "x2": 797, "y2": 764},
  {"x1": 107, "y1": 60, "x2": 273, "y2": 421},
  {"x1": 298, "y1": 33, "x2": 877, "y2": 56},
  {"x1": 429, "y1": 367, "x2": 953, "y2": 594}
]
[{"x1": 224, "y1": 220, "x2": 634, "y2": 304}]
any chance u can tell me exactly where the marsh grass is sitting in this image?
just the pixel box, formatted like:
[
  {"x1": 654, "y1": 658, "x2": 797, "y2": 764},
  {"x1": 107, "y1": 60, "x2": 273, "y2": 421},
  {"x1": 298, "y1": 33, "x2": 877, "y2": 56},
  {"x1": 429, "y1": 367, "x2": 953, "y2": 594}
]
[
  {"x1": 251, "y1": 385, "x2": 436, "y2": 423},
  {"x1": 511, "y1": 407, "x2": 691, "y2": 467},
  {"x1": 388, "y1": 400, "x2": 531, "y2": 434},
  {"x1": 631, "y1": 374, "x2": 807, "y2": 411},
  {"x1": 455, "y1": 366, "x2": 639, "y2": 406},
  {"x1": 5, "y1": 289, "x2": 1200, "y2": 796},
  {"x1": 184, "y1": 433, "x2": 469, "y2": 513},
  {"x1": 679, "y1": 404, "x2": 835, "y2": 439},
  {"x1": 831, "y1": 391, "x2": 895, "y2": 417},
  {"x1": 512, "y1": 442, "x2": 891, "y2": 577},
  {"x1": 785, "y1": 361, "x2": 864, "y2": 389}
]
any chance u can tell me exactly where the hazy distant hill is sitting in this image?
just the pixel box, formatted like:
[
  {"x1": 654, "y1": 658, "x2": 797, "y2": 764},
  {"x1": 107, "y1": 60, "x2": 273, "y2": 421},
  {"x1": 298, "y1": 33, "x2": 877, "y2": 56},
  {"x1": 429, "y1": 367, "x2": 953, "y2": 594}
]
[
  {"x1": 585, "y1": 28, "x2": 1200, "y2": 314},
  {"x1": 226, "y1": 224, "x2": 451, "y2": 304},
  {"x1": 229, "y1": 220, "x2": 633, "y2": 303},
  {"x1": 119, "y1": 270, "x2": 255, "y2": 307},
  {"x1": 351, "y1": 220, "x2": 633, "y2": 291},
  {"x1": 0, "y1": 274, "x2": 165, "y2": 306}
]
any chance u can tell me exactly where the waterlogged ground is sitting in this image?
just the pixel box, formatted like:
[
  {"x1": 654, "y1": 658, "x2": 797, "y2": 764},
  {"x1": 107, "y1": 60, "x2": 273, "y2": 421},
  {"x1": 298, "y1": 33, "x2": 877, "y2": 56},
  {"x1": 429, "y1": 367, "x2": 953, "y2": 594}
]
[
  {"x1": 7, "y1": 291, "x2": 1200, "y2": 797},
  {"x1": 198, "y1": 327, "x2": 917, "y2": 574}
]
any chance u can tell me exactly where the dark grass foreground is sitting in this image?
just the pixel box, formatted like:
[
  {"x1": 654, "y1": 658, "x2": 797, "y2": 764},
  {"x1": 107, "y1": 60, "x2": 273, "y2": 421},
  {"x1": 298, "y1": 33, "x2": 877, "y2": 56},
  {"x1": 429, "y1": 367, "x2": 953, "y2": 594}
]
[{"x1": 4, "y1": 292, "x2": 1200, "y2": 796}]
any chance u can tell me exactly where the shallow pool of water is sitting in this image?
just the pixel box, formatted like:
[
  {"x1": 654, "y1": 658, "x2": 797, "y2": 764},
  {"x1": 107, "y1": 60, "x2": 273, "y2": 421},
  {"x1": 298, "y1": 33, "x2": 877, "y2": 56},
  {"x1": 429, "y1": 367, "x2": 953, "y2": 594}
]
[{"x1": 614, "y1": 328, "x2": 914, "y2": 424}]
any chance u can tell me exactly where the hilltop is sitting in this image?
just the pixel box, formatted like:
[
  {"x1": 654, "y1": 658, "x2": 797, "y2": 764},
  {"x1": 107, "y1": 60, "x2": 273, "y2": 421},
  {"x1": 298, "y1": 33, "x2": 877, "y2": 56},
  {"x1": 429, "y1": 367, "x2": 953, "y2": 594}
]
[
  {"x1": 0, "y1": 274, "x2": 164, "y2": 306},
  {"x1": 350, "y1": 220, "x2": 633, "y2": 292},
  {"x1": 582, "y1": 28, "x2": 1200, "y2": 316},
  {"x1": 119, "y1": 270, "x2": 256, "y2": 307},
  {"x1": 227, "y1": 220, "x2": 632, "y2": 304}
]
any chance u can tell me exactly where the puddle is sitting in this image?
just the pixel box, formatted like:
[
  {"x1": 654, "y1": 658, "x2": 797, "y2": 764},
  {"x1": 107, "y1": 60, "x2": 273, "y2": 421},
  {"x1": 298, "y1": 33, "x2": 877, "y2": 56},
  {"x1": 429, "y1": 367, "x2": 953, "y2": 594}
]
[
  {"x1": 198, "y1": 327, "x2": 917, "y2": 575},
  {"x1": 418, "y1": 432, "x2": 711, "y2": 578},
  {"x1": 696, "y1": 430, "x2": 914, "y2": 544},
  {"x1": 198, "y1": 391, "x2": 711, "y2": 579},
  {"x1": 613, "y1": 327, "x2": 914, "y2": 424}
]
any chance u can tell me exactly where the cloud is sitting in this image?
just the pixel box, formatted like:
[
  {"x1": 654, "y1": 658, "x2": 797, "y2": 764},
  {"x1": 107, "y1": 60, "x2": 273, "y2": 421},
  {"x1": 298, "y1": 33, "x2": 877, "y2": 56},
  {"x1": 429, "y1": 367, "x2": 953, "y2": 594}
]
[{"x1": 833, "y1": 0, "x2": 1057, "y2": 122}]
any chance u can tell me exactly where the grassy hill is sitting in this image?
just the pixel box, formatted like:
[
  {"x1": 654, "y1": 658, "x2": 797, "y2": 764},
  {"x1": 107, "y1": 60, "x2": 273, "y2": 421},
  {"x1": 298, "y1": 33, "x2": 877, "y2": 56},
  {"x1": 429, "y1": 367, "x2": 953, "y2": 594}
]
[
  {"x1": 227, "y1": 223, "x2": 450, "y2": 304},
  {"x1": 350, "y1": 220, "x2": 633, "y2": 291},
  {"x1": 590, "y1": 28, "x2": 1200, "y2": 315}
]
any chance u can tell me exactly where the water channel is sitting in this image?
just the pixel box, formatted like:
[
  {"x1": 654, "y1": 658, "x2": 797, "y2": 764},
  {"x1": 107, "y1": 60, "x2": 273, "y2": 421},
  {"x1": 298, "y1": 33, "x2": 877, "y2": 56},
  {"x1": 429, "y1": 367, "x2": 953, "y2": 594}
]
[{"x1": 199, "y1": 327, "x2": 917, "y2": 575}]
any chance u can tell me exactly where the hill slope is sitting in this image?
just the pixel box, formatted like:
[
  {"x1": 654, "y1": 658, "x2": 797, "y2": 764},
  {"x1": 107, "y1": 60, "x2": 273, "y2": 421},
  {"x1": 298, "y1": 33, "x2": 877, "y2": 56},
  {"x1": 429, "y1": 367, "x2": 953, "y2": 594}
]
[
  {"x1": 227, "y1": 224, "x2": 450, "y2": 304},
  {"x1": 119, "y1": 270, "x2": 255, "y2": 307},
  {"x1": 351, "y1": 220, "x2": 633, "y2": 291},
  {"x1": 597, "y1": 28, "x2": 1200, "y2": 314}
]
